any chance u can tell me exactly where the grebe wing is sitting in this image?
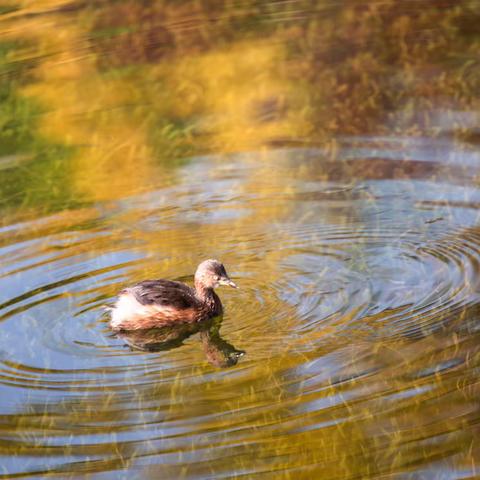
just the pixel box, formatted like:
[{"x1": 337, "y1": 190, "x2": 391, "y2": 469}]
[{"x1": 128, "y1": 280, "x2": 198, "y2": 310}]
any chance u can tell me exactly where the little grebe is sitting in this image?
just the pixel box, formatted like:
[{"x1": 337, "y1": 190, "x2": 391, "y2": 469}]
[{"x1": 109, "y1": 259, "x2": 237, "y2": 331}]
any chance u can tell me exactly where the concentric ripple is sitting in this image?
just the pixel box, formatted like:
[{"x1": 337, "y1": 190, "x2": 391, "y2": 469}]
[{"x1": 1, "y1": 139, "x2": 480, "y2": 478}]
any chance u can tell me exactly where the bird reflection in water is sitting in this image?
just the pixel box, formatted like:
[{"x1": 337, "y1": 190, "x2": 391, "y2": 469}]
[{"x1": 115, "y1": 317, "x2": 245, "y2": 368}]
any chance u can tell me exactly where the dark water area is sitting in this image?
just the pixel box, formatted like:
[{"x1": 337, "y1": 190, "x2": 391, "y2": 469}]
[{"x1": 1, "y1": 1, "x2": 480, "y2": 478}]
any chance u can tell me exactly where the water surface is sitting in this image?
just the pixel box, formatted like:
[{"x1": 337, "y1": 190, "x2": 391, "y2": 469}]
[{"x1": 1, "y1": 1, "x2": 480, "y2": 478}]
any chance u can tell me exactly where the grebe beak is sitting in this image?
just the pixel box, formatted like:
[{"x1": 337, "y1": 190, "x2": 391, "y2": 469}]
[{"x1": 219, "y1": 278, "x2": 238, "y2": 288}]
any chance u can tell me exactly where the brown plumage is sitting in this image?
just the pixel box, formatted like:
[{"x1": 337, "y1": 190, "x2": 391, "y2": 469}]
[{"x1": 109, "y1": 259, "x2": 237, "y2": 331}]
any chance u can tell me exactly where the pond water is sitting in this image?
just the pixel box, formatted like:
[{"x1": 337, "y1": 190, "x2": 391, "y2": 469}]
[{"x1": 1, "y1": 1, "x2": 480, "y2": 478}]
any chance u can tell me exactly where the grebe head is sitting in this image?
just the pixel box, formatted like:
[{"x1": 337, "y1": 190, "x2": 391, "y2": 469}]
[{"x1": 194, "y1": 259, "x2": 237, "y2": 290}]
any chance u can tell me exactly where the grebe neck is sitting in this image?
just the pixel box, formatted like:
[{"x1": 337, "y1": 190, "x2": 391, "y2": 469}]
[
  {"x1": 194, "y1": 281, "x2": 222, "y2": 316},
  {"x1": 194, "y1": 282, "x2": 215, "y2": 303}
]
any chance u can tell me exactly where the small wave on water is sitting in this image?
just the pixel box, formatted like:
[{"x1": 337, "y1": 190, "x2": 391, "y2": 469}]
[{"x1": 0, "y1": 137, "x2": 479, "y2": 478}]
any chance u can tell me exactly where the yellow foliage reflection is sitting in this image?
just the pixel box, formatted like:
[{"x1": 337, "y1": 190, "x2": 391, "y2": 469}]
[{"x1": 160, "y1": 41, "x2": 312, "y2": 151}]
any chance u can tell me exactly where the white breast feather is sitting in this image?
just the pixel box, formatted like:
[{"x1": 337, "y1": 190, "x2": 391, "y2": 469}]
[{"x1": 109, "y1": 292, "x2": 180, "y2": 329}]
